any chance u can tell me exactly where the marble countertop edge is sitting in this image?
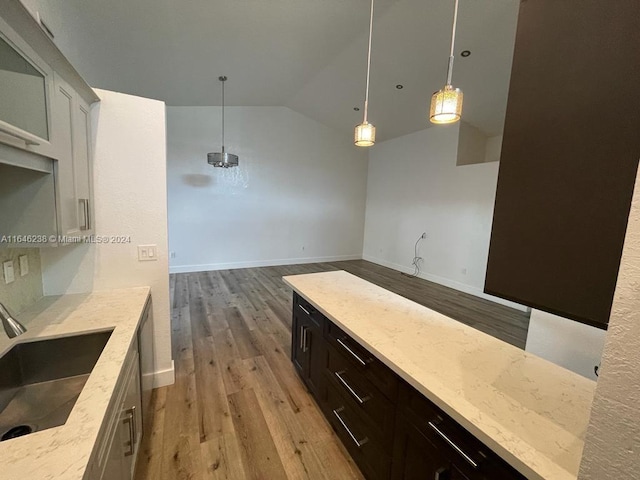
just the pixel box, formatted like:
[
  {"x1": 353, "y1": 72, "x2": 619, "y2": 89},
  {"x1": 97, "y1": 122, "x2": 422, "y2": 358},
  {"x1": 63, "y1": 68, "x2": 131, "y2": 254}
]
[
  {"x1": 283, "y1": 272, "x2": 594, "y2": 480},
  {"x1": 0, "y1": 286, "x2": 151, "y2": 480}
]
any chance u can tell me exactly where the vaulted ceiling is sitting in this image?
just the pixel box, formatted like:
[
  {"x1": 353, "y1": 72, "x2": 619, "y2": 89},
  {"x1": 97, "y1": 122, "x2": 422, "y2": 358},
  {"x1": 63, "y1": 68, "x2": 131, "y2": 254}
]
[{"x1": 24, "y1": 0, "x2": 519, "y2": 141}]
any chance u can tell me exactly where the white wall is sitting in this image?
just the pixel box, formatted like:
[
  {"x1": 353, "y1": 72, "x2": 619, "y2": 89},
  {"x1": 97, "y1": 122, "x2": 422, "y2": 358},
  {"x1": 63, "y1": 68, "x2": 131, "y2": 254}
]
[
  {"x1": 167, "y1": 106, "x2": 368, "y2": 273},
  {"x1": 525, "y1": 309, "x2": 606, "y2": 380},
  {"x1": 40, "y1": 89, "x2": 173, "y2": 387},
  {"x1": 578, "y1": 167, "x2": 640, "y2": 479},
  {"x1": 363, "y1": 123, "x2": 523, "y2": 309}
]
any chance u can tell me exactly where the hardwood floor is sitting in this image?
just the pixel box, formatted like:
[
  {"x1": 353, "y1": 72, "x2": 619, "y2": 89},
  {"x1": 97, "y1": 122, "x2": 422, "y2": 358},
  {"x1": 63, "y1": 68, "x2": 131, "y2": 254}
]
[{"x1": 134, "y1": 260, "x2": 529, "y2": 480}]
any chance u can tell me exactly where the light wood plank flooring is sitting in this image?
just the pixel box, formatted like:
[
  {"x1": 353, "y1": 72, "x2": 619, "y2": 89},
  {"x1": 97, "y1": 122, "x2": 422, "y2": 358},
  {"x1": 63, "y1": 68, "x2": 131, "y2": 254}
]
[{"x1": 134, "y1": 260, "x2": 529, "y2": 480}]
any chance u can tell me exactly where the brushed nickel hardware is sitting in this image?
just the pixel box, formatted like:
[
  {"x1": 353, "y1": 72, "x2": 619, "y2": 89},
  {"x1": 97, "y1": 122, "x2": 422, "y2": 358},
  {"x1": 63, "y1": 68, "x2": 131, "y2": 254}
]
[
  {"x1": 299, "y1": 325, "x2": 305, "y2": 350},
  {"x1": 298, "y1": 304, "x2": 311, "y2": 316},
  {"x1": 124, "y1": 406, "x2": 136, "y2": 456},
  {"x1": 302, "y1": 326, "x2": 309, "y2": 353},
  {"x1": 428, "y1": 420, "x2": 479, "y2": 468},
  {"x1": 334, "y1": 370, "x2": 371, "y2": 404},
  {"x1": 333, "y1": 407, "x2": 368, "y2": 448},
  {"x1": 336, "y1": 338, "x2": 369, "y2": 366},
  {"x1": 79, "y1": 199, "x2": 90, "y2": 231}
]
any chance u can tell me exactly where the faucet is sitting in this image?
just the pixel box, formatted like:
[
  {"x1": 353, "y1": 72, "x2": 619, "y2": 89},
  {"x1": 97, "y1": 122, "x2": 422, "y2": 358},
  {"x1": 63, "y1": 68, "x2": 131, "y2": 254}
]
[{"x1": 0, "y1": 303, "x2": 27, "y2": 338}]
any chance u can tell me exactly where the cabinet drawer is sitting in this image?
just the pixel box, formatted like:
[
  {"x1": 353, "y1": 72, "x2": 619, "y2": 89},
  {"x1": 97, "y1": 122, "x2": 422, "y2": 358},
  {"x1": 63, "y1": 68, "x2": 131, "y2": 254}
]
[
  {"x1": 294, "y1": 293, "x2": 322, "y2": 328},
  {"x1": 325, "y1": 381, "x2": 392, "y2": 480},
  {"x1": 399, "y1": 385, "x2": 525, "y2": 479},
  {"x1": 326, "y1": 321, "x2": 399, "y2": 401},
  {"x1": 326, "y1": 343, "x2": 395, "y2": 445}
]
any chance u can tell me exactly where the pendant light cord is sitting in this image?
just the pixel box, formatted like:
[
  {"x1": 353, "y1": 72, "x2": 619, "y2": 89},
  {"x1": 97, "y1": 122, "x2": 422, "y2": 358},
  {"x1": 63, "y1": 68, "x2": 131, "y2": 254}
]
[
  {"x1": 446, "y1": 0, "x2": 459, "y2": 86},
  {"x1": 363, "y1": 0, "x2": 375, "y2": 124},
  {"x1": 221, "y1": 77, "x2": 225, "y2": 153}
]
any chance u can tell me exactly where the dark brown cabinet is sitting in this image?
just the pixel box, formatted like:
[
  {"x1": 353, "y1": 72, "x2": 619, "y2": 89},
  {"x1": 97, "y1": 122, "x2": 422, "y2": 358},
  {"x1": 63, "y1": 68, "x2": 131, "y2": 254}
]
[
  {"x1": 290, "y1": 294, "x2": 524, "y2": 480},
  {"x1": 392, "y1": 383, "x2": 525, "y2": 480},
  {"x1": 484, "y1": 0, "x2": 640, "y2": 328},
  {"x1": 291, "y1": 293, "x2": 324, "y2": 398}
]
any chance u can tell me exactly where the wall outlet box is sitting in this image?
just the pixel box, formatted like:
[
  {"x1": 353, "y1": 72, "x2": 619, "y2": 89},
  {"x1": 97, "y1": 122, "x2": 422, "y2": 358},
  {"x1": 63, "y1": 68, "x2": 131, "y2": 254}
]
[
  {"x1": 3, "y1": 261, "x2": 15, "y2": 284},
  {"x1": 138, "y1": 245, "x2": 158, "y2": 262},
  {"x1": 19, "y1": 255, "x2": 29, "y2": 276}
]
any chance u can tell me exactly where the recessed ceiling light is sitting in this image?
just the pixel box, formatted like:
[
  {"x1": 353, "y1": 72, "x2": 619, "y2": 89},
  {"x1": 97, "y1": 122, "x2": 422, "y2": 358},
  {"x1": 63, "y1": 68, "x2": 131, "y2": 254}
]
[
  {"x1": 354, "y1": 107, "x2": 360, "y2": 111},
  {"x1": 396, "y1": 84, "x2": 404, "y2": 89},
  {"x1": 461, "y1": 50, "x2": 471, "y2": 57}
]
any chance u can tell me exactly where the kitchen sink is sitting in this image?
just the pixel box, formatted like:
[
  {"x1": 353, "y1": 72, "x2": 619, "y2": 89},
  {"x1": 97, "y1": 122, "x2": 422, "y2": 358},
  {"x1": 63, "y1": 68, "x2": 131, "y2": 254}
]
[{"x1": 0, "y1": 330, "x2": 113, "y2": 441}]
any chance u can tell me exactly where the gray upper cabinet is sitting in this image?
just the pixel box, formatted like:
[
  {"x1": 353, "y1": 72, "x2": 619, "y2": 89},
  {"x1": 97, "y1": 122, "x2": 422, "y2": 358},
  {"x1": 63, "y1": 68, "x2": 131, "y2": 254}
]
[
  {"x1": 0, "y1": 35, "x2": 49, "y2": 142},
  {"x1": 0, "y1": 0, "x2": 99, "y2": 245}
]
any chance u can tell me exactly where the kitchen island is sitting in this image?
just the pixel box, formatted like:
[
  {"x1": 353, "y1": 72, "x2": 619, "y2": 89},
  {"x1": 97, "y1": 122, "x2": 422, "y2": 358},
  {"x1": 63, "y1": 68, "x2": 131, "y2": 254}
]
[{"x1": 284, "y1": 270, "x2": 596, "y2": 480}]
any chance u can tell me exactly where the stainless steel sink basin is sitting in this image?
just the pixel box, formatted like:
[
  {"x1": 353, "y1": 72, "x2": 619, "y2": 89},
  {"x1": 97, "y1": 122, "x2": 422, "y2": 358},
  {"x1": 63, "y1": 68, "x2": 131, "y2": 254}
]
[{"x1": 0, "y1": 330, "x2": 112, "y2": 441}]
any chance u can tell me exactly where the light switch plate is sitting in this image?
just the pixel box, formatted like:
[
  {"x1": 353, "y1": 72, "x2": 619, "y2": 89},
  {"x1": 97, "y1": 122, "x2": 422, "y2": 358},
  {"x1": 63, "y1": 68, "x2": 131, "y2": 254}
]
[
  {"x1": 19, "y1": 255, "x2": 29, "y2": 276},
  {"x1": 3, "y1": 261, "x2": 15, "y2": 284},
  {"x1": 137, "y1": 245, "x2": 158, "y2": 262}
]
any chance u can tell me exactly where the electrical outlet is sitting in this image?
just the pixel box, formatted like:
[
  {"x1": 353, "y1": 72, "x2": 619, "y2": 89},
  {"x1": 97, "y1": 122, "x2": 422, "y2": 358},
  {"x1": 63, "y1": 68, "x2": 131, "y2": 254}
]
[
  {"x1": 3, "y1": 261, "x2": 15, "y2": 284},
  {"x1": 461, "y1": 268, "x2": 467, "y2": 275},
  {"x1": 19, "y1": 255, "x2": 29, "y2": 276},
  {"x1": 138, "y1": 245, "x2": 158, "y2": 262},
  {"x1": 170, "y1": 252, "x2": 176, "y2": 259}
]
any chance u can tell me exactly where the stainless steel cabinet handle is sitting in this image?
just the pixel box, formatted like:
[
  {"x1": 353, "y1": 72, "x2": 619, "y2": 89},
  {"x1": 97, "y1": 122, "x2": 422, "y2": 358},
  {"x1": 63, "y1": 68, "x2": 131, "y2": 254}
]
[
  {"x1": 428, "y1": 420, "x2": 479, "y2": 469},
  {"x1": 79, "y1": 199, "x2": 89, "y2": 231},
  {"x1": 332, "y1": 407, "x2": 368, "y2": 448},
  {"x1": 302, "y1": 326, "x2": 309, "y2": 353},
  {"x1": 85, "y1": 199, "x2": 91, "y2": 230},
  {"x1": 336, "y1": 338, "x2": 369, "y2": 366},
  {"x1": 300, "y1": 325, "x2": 309, "y2": 352},
  {"x1": 123, "y1": 407, "x2": 136, "y2": 456},
  {"x1": 130, "y1": 406, "x2": 137, "y2": 448},
  {"x1": 299, "y1": 304, "x2": 311, "y2": 316},
  {"x1": 334, "y1": 370, "x2": 371, "y2": 404}
]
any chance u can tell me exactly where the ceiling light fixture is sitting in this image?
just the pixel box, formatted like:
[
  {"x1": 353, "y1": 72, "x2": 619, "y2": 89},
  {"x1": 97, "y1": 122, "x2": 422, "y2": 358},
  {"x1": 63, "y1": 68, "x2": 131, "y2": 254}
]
[
  {"x1": 430, "y1": 0, "x2": 463, "y2": 125},
  {"x1": 354, "y1": 0, "x2": 376, "y2": 147},
  {"x1": 208, "y1": 76, "x2": 238, "y2": 168}
]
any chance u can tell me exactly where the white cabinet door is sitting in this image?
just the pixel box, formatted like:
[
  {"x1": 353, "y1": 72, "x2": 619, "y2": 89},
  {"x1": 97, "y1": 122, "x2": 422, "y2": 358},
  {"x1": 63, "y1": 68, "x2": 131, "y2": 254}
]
[
  {"x1": 98, "y1": 350, "x2": 142, "y2": 480},
  {"x1": 52, "y1": 73, "x2": 80, "y2": 237},
  {"x1": 121, "y1": 355, "x2": 142, "y2": 478},
  {"x1": 73, "y1": 97, "x2": 93, "y2": 233},
  {"x1": 52, "y1": 73, "x2": 95, "y2": 239}
]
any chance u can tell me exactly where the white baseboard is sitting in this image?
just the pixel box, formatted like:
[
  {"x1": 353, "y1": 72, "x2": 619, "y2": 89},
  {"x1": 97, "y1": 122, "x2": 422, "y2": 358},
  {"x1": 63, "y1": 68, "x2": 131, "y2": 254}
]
[
  {"x1": 362, "y1": 254, "x2": 528, "y2": 312},
  {"x1": 169, "y1": 254, "x2": 362, "y2": 274},
  {"x1": 146, "y1": 360, "x2": 175, "y2": 388}
]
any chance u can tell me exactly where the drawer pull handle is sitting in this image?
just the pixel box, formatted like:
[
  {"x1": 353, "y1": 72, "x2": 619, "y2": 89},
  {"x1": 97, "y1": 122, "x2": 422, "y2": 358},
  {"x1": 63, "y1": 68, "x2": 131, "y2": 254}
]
[
  {"x1": 79, "y1": 198, "x2": 90, "y2": 231},
  {"x1": 333, "y1": 407, "x2": 368, "y2": 448},
  {"x1": 428, "y1": 421, "x2": 478, "y2": 469},
  {"x1": 299, "y1": 304, "x2": 311, "y2": 316},
  {"x1": 336, "y1": 338, "x2": 370, "y2": 366},
  {"x1": 335, "y1": 370, "x2": 371, "y2": 404},
  {"x1": 300, "y1": 325, "x2": 309, "y2": 352},
  {"x1": 124, "y1": 406, "x2": 137, "y2": 456}
]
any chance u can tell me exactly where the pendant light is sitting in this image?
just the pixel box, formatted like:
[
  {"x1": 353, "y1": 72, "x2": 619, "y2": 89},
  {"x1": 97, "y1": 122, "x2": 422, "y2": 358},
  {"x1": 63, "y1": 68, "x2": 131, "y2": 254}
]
[
  {"x1": 208, "y1": 76, "x2": 239, "y2": 168},
  {"x1": 354, "y1": 0, "x2": 376, "y2": 147},
  {"x1": 430, "y1": 0, "x2": 463, "y2": 124}
]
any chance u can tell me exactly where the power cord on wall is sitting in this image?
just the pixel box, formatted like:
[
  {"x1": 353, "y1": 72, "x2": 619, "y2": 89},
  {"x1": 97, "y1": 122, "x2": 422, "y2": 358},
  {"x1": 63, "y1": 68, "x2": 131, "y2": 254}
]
[{"x1": 402, "y1": 232, "x2": 427, "y2": 278}]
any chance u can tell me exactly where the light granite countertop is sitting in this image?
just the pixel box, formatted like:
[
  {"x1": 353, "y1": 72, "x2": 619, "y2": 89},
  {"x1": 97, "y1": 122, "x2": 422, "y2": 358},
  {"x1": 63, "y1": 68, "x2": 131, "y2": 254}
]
[
  {"x1": 0, "y1": 287, "x2": 150, "y2": 480},
  {"x1": 283, "y1": 271, "x2": 596, "y2": 480}
]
